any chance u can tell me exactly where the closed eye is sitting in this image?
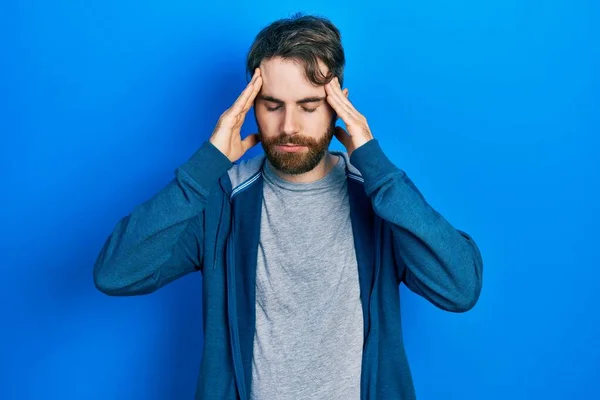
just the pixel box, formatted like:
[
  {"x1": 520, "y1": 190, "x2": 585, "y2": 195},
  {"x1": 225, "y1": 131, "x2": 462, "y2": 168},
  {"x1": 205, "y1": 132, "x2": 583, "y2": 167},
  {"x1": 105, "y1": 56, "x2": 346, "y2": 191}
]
[
  {"x1": 259, "y1": 94, "x2": 324, "y2": 113},
  {"x1": 266, "y1": 105, "x2": 317, "y2": 113}
]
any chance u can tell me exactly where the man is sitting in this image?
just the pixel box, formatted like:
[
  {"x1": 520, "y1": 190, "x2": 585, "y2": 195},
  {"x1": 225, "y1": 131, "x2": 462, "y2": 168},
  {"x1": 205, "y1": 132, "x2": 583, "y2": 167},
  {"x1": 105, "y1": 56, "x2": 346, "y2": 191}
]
[{"x1": 94, "y1": 13, "x2": 483, "y2": 400}]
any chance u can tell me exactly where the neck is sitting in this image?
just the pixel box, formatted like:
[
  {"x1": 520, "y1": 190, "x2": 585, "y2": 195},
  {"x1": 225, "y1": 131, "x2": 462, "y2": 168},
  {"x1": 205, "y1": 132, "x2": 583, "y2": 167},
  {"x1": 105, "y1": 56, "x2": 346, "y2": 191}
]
[{"x1": 271, "y1": 152, "x2": 339, "y2": 183}]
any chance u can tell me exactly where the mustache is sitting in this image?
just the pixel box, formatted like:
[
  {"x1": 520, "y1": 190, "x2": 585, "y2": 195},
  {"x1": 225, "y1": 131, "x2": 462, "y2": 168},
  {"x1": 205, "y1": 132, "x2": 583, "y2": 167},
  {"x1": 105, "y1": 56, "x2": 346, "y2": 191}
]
[{"x1": 263, "y1": 134, "x2": 317, "y2": 147}]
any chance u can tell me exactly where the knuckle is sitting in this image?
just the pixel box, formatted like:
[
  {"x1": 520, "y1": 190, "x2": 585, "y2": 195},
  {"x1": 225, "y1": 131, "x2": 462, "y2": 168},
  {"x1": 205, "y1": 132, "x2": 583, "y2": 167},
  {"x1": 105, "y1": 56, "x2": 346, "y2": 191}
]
[
  {"x1": 218, "y1": 116, "x2": 229, "y2": 127},
  {"x1": 222, "y1": 110, "x2": 235, "y2": 121}
]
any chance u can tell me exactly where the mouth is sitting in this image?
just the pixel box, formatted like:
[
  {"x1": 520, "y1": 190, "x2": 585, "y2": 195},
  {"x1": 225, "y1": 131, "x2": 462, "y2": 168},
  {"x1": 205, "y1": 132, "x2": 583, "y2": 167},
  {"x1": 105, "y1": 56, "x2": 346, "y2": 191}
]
[{"x1": 276, "y1": 144, "x2": 307, "y2": 153}]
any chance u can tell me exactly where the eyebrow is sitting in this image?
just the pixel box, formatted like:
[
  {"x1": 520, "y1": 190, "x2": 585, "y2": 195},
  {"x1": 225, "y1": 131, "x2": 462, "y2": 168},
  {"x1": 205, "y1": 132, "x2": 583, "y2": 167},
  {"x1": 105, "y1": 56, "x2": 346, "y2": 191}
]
[{"x1": 257, "y1": 94, "x2": 325, "y2": 105}]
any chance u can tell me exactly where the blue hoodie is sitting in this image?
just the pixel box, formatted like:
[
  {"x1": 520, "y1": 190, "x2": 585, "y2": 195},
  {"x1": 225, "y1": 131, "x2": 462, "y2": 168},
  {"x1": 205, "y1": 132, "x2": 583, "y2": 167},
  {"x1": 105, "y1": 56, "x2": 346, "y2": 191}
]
[{"x1": 93, "y1": 138, "x2": 483, "y2": 399}]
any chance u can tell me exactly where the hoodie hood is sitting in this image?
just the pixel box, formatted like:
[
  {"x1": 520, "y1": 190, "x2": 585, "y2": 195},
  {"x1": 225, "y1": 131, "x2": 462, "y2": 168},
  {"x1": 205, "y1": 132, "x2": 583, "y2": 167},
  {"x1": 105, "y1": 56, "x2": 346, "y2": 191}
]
[{"x1": 222, "y1": 150, "x2": 364, "y2": 200}]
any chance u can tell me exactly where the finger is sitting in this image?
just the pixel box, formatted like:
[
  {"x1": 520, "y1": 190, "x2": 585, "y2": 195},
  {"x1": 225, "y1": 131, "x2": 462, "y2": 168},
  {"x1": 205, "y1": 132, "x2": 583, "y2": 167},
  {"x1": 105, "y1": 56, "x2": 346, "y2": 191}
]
[
  {"x1": 334, "y1": 126, "x2": 351, "y2": 147},
  {"x1": 329, "y1": 78, "x2": 360, "y2": 117},
  {"x1": 242, "y1": 133, "x2": 260, "y2": 152},
  {"x1": 329, "y1": 77, "x2": 362, "y2": 119},
  {"x1": 241, "y1": 75, "x2": 262, "y2": 113},
  {"x1": 334, "y1": 77, "x2": 353, "y2": 106},
  {"x1": 236, "y1": 70, "x2": 260, "y2": 107},
  {"x1": 230, "y1": 69, "x2": 261, "y2": 114},
  {"x1": 238, "y1": 68, "x2": 260, "y2": 100},
  {"x1": 326, "y1": 84, "x2": 356, "y2": 124},
  {"x1": 231, "y1": 77, "x2": 262, "y2": 130},
  {"x1": 325, "y1": 80, "x2": 355, "y2": 121}
]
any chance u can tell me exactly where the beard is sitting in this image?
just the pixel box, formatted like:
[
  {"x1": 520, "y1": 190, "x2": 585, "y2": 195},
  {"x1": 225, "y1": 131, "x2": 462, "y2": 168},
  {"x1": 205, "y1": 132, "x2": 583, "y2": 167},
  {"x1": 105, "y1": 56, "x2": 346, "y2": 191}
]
[{"x1": 258, "y1": 122, "x2": 336, "y2": 175}]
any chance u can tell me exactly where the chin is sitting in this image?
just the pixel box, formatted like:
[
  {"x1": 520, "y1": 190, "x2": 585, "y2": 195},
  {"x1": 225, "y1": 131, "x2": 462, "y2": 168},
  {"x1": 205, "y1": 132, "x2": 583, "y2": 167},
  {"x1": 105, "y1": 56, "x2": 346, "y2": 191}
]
[
  {"x1": 259, "y1": 124, "x2": 335, "y2": 175},
  {"x1": 264, "y1": 145, "x2": 327, "y2": 175}
]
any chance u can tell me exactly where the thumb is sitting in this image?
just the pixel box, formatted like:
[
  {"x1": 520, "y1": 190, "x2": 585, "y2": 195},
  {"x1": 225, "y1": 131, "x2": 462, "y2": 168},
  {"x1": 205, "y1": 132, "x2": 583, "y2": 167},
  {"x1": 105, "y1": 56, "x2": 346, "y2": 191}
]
[
  {"x1": 242, "y1": 133, "x2": 260, "y2": 152},
  {"x1": 334, "y1": 126, "x2": 351, "y2": 147}
]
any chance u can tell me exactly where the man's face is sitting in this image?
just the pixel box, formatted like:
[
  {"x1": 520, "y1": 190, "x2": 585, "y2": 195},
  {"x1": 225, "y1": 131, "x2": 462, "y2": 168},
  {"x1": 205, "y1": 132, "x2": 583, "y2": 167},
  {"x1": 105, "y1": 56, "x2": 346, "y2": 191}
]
[{"x1": 254, "y1": 57, "x2": 336, "y2": 175}]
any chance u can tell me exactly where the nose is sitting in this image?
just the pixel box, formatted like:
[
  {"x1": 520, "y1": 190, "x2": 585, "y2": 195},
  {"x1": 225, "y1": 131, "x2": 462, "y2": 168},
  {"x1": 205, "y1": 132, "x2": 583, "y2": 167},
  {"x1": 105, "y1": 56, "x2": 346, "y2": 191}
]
[{"x1": 281, "y1": 109, "x2": 300, "y2": 136}]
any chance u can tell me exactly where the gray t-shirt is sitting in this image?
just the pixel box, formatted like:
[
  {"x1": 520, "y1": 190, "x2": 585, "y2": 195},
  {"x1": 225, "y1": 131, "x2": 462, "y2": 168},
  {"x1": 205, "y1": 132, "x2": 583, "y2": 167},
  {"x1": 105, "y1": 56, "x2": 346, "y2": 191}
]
[{"x1": 250, "y1": 155, "x2": 364, "y2": 400}]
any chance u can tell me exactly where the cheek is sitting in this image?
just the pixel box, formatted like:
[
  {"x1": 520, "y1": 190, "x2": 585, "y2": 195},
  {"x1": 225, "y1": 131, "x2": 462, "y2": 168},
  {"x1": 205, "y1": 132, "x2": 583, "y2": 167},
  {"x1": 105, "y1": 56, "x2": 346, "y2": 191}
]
[
  {"x1": 305, "y1": 109, "x2": 334, "y2": 132},
  {"x1": 255, "y1": 109, "x2": 279, "y2": 131}
]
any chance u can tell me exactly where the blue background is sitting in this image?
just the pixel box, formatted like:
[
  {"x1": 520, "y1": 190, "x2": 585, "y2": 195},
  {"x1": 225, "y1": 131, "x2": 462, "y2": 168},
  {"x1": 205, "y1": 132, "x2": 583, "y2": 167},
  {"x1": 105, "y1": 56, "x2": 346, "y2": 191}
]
[{"x1": 1, "y1": 1, "x2": 598, "y2": 399}]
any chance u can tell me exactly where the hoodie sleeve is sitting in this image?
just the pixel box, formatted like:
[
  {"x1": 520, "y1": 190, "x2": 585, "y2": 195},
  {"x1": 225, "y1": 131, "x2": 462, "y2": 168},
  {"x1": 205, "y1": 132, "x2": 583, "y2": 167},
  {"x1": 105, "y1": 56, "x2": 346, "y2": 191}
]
[
  {"x1": 349, "y1": 139, "x2": 483, "y2": 312},
  {"x1": 93, "y1": 140, "x2": 233, "y2": 296}
]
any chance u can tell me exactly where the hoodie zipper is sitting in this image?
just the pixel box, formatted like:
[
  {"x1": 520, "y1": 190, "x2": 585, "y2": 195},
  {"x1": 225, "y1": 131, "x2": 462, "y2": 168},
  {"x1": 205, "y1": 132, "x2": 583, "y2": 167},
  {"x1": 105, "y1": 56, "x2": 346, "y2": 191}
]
[
  {"x1": 212, "y1": 194, "x2": 226, "y2": 270},
  {"x1": 362, "y1": 216, "x2": 382, "y2": 387},
  {"x1": 226, "y1": 209, "x2": 248, "y2": 399}
]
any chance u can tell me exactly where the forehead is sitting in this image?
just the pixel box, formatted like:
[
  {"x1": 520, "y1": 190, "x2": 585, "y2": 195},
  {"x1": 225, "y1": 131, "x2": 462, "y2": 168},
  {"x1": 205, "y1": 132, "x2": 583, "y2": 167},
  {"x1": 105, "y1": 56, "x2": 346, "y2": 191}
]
[{"x1": 259, "y1": 57, "x2": 327, "y2": 101}]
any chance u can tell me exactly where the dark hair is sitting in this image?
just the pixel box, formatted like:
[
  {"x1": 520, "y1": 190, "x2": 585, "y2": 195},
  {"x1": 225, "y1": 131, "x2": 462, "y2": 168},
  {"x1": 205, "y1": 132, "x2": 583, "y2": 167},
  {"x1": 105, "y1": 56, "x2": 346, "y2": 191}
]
[{"x1": 246, "y1": 13, "x2": 345, "y2": 87}]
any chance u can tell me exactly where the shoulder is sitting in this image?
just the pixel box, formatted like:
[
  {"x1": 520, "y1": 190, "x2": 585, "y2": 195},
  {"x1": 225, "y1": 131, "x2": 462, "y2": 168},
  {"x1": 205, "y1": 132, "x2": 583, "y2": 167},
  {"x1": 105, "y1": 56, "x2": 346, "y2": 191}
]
[
  {"x1": 227, "y1": 153, "x2": 266, "y2": 192},
  {"x1": 332, "y1": 150, "x2": 364, "y2": 182}
]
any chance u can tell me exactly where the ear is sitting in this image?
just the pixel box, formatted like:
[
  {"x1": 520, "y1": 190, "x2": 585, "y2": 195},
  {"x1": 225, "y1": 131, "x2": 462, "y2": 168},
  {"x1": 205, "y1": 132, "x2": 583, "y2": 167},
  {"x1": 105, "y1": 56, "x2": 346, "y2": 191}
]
[{"x1": 343, "y1": 88, "x2": 349, "y2": 98}]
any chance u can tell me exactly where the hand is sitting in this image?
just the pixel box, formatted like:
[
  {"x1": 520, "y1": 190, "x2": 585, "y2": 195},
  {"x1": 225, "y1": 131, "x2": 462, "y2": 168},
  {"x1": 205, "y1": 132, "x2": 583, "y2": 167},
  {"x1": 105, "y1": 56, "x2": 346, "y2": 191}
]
[
  {"x1": 325, "y1": 77, "x2": 374, "y2": 157},
  {"x1": 209, "y1": 68, "x2": 263, "y2": 162}
]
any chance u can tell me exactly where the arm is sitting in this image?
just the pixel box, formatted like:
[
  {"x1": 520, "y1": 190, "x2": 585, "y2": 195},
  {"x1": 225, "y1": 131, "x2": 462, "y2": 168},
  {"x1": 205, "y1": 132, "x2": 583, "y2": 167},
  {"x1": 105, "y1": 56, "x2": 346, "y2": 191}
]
[
  {"x1": 324, "y1": 78, "x2": 482, "y2": 313},
  {"x1": 93, "y1": 141, "x2": 232, "y2": 296},
  {"x1": 350, "y1": 139, "x2": 483, "y2": 312},
  {"x1": 94, "y1": 69, "x2": 263, "y2": 296}
]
